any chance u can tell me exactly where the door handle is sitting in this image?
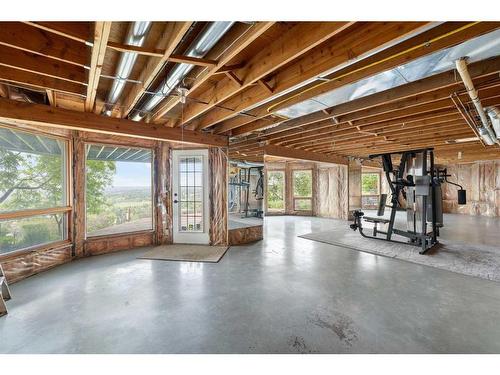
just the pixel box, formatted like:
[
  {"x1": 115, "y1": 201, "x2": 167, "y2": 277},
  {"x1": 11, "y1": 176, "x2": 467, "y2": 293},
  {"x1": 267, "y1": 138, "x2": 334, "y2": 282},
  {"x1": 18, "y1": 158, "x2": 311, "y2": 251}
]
[{"x1": 173, "y1": 200, "x2": 178, "y2": 203}]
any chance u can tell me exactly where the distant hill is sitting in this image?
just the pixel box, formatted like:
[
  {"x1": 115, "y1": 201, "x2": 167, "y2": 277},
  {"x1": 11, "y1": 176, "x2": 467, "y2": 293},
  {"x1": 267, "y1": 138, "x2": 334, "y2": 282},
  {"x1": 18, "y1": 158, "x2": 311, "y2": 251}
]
[{"x1": 105, "y1": 186, "x2": 150, "y2": 195}]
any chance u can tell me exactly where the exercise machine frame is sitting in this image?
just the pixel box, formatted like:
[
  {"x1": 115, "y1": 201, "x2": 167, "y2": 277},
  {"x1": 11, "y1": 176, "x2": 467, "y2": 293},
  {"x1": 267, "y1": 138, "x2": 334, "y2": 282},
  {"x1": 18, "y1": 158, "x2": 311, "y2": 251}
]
[{"x1": 350, "y1": 148, "x2": 465, "y2": 254}]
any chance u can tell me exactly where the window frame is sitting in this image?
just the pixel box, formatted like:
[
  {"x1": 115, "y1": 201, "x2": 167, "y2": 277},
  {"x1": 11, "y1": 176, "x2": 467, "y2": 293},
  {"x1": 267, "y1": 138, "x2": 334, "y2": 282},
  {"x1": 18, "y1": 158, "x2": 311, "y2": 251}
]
[
  {"x1": 0, "y1": 124, "x2": 72, "y2": 256},
  {"x1": 84, "y1": 142, "x2": 155, "y2": 239},
  {"x1": 266, "y1": 169, "x2": 286, "y2": 212},
  {"x1": 292, "y1": 169, "x2": 313, "y2": 212}
]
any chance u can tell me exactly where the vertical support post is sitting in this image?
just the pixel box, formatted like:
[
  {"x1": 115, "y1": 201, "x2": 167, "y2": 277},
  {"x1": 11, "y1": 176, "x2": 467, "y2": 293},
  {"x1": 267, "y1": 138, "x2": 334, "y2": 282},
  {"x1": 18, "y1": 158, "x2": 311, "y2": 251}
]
[
  {"x1": 348, "y1": 159, "x2": 362, "y2": 220},
  {"x1": 208, "y1": 147, "x2": 228, "y2": 246},
  {"x1": 72, "y1": 132, "x2": 86, "y2": 257},
  {"x1": 155, "y1": 142, "x2": 172, "y2": 245},
  {"x1": 386, "y1": 153, "x2": 402, "y2": 241},
  {"x1": 429, "y1": 149, "x2": 437, "y2": 246},
  {"x1": 421, "y1": 149, "x2": 428, "y2": 253}
]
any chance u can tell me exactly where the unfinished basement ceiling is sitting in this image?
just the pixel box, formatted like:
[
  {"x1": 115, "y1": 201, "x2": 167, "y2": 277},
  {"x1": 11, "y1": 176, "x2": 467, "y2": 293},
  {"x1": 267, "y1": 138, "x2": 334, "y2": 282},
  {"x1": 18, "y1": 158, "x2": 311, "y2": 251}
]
[
  {"x1": 1, "y1": 21, "x2": 499, "y2": 164},
  {"x1": 276, "y1": 29, "x2": 500, "y2": 119}
]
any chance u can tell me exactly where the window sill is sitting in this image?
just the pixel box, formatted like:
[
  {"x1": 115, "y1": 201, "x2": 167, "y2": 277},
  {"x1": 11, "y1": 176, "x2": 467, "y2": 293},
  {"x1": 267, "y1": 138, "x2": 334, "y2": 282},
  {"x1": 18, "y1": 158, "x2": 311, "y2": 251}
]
[{"x1": 85, "y1": 229, "x2": 155, "y2": 241}]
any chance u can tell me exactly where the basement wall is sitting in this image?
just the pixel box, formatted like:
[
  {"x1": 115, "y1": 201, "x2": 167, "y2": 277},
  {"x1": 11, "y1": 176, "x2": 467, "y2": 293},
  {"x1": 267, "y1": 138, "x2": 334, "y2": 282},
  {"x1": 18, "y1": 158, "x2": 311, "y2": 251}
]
[
  {"x1": 348, "y1": 160, "x2": 362, "y2": 219},
  {"x1": 442, "y1": 160, "x2": 500, "y2": 217},
  {"x1": 265, "y1": 161, "x2": 316, "y2": 216},
  {"x1": 265, "y1": 160, "x2": 348, "y2": 219},
  {"x1": 361, "y1": 160, "x2": 500, "y2": 217},
  {"x1": 0, "y1": 122, "x2": 228, "y2": 283}
]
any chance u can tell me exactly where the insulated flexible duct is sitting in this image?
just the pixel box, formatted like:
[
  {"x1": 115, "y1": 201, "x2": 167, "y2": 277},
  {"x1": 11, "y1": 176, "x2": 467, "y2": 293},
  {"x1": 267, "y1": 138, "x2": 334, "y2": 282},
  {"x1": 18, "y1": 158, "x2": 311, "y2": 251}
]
[
  {"x1": 486, "y1": 107, "x2": 500, "y2": 139},
  {"x1": 130, "y1": 21, "x2": 234, "y2": 121},
  {"x1": 103, "y1": 22, "x2": 153, "y2": 116},
  {"x1": 455, "y1": 57, "x2": 499, "y2": 145}
]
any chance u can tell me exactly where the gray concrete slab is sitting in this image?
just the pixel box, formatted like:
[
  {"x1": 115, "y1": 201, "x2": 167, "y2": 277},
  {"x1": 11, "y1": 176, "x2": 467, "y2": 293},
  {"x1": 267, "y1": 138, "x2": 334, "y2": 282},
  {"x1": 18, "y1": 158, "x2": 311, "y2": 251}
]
[{"x1": 1, "y1": 214, "x2": 500, "y2": 353}]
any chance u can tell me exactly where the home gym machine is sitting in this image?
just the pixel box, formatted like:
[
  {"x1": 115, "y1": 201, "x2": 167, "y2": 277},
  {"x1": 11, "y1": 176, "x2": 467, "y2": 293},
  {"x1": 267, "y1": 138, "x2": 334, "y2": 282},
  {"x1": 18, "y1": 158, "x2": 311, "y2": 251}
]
[
  {"x1": 228, "y1": 163, "x2": 264, "y2": 219},
  {"x1": 349, "y1": 148, "x2": 466, "y2": 254}
]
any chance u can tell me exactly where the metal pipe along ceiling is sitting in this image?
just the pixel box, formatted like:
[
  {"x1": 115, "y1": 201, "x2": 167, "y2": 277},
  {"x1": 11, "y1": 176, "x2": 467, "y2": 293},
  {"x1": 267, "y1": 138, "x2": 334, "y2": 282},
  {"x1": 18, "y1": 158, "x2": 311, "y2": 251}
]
[
  {"x1": 129, "y1": 21, "x2": 235, "y2": 122},
  {"x1": 486, "y1": 107, "x2": 500, "y2": 139},
  {"x1": 103, "y1": 21, "x2": 153, "y2": 116},
  {"x1": 455, "y1": 57, "x2": 499, "y2": 146}
]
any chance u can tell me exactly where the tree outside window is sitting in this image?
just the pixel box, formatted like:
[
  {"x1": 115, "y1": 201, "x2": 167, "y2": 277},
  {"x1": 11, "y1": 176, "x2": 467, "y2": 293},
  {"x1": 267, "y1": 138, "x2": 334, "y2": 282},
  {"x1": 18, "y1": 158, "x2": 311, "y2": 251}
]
[
  {"x1": 361, "y1": 172, "x2": 380, "y2": 209},
  {"x1": 267, "y1": 170, "x2": 285, "y2": 211},
  {"x1": 293, "y1": 170, "x2": 313, "y2": 211},
  {"x1": 0, "y1": 127, "x2": 70, "y2": 254},
  {"x1": 361, "y1": 173, "x2": 380, "y2": 195}
]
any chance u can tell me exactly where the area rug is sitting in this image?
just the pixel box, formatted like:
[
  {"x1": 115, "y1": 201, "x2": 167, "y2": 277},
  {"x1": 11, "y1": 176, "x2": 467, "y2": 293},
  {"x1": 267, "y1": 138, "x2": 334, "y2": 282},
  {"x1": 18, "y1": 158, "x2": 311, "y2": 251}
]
[
  {"x1": 138, "y1": 244, "x2": 230, "y2": 263},
  {"x1": 299, "y1": 228, "x2": 500, "y2": 282}
]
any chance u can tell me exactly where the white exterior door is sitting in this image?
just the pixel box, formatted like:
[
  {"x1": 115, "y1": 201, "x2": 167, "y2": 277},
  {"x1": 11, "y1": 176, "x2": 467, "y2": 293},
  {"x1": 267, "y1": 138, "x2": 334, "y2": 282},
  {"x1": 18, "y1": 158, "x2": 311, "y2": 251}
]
[{"x1": 172, "y1": 149, "x2": 210, "y2": 244}]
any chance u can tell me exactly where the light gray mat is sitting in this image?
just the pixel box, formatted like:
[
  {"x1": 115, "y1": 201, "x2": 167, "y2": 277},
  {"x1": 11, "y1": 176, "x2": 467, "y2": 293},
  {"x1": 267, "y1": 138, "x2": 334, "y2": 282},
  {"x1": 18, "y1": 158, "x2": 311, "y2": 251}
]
[
  {"x1": 139, "y1": 244, "x2": 229, "y2": 263},
  {"x1": 299, "y1": 228, "x2": 500, "y2": 282}
]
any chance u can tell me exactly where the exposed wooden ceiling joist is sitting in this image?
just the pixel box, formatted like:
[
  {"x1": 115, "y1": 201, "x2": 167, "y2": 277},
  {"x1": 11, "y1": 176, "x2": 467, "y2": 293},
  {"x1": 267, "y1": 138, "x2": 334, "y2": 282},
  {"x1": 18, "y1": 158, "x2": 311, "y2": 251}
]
[
  {"x1": 279, "y1": 83, "x2": 500, "y2": 147},
  {"x1": 199, "y1": 22, "x2": 431, "y2": 133},
  {"x1": 232, "y1": 55, "x2": 500, "y2": 142},
  {"x1": 119, "y1": 22, "x2": 193, "y2": 118},
  {"x1": 0, "y1": 22, "x2": 89, "y2": 67},
  {"x1": 264, "y1": 144, "x2": 349, "y2": 165},
  {"x1": 0, "y1": 97, "x2": 228, "y2": 147},
  {"x1": 23, "y1": 22, "x2": 92, "y2": 43},
  {"x1": 0, "y1": 83, "x2": 9, "y2": 98},
  {"x1": 107, "y1": 41, "x2": 222, "y2": 66},
  {"x1": 266, "y1": 21, "x2": 500, "y2": 113},
  {"x1": 85, "y1": 22, "x2": 112, "y2": 112},
  {"x1": 150, "y1": 22, "x2": 275, "y2": 121},
  {"x1": 177, "y1": 21, "x2": 357, "y2": 127},
  {"x1": 167, "y1": 55, "x2": 218, "y2": 67},
  {"x1": 218, "y1": 22, "x2": 499, "y2": 136},
  {"x1": 0, "y1": 65, "x2": 86, "y2": 95},
  {"x1": 46, "y1": 89, "x2": 56, "y2": 106},
  {"x1": 0, "y1": 44, "x2": 87, "y2": 84}
]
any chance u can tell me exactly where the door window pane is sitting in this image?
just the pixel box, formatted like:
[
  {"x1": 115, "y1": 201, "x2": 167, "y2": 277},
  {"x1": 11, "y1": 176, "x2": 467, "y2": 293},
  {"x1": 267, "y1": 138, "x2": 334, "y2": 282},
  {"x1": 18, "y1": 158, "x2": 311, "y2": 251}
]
[
  {"x1": 179, "y1": 156, "x2": 204, "y2": 232},
  {"x1": 267, "y1": 170, "x2": 285, "y2": 211},
  {"x1": 85, "y1": 144, "x2": 153, "y2": 237}
]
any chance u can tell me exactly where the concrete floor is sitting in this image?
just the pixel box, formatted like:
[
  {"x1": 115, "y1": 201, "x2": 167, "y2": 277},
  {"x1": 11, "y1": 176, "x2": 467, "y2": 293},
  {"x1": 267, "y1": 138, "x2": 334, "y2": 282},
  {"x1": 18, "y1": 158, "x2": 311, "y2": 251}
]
[{"x1": 1, "y1": 215, "x2": 500, "y2": 353}]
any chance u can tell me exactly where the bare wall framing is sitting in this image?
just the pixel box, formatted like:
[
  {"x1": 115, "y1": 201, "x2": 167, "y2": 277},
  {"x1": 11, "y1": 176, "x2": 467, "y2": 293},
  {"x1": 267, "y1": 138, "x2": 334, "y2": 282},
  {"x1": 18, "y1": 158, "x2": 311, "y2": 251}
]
[
  {"x1": 265, "y1": 159, "x2": 348, "y2": 219},
  {"x1": 442, "y1": 160, "x2": 500, "y2": 217},
  {"x1": 315, "y1": 163, "x2": 349, "y2": 220}
]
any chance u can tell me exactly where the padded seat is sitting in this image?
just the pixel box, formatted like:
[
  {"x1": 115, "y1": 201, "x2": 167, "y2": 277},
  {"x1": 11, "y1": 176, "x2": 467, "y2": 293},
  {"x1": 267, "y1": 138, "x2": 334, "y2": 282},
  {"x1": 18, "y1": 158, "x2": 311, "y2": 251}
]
[{"x1": 364, "y1": 216, "x2": 390, "y2": 224}]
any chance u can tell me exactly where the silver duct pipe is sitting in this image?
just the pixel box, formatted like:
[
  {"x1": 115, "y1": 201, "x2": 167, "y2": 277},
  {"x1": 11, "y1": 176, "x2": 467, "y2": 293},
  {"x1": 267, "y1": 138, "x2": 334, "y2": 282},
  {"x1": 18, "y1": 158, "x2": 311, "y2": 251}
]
[
  {"x1": 486, "y1": 107, "x2": 500, "y2": 140},
  {"x1": 130, "y1": 21, "x2": 235, "y2": 121},
  {"x1": 455, "y1": 58, "x2": 499, "y2": 145},
  {"x1": 103, "y1": 21, "x2": 152, "y2": 116}
]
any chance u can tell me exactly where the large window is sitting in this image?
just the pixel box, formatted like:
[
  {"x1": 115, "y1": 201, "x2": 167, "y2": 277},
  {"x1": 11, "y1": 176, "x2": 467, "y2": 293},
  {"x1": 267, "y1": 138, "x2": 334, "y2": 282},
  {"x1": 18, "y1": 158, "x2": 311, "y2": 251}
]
[
  {"x1": 267, "y1": 170, "x2": 285, "y2": 211},
  {"x1": 0, "y1": 126, "x2": 69, "y2": 254},
  {"x1": 361, "y1": 172, "x2": 381, "y2": 209},
  {"x1": 85, "y1": 144, "x2": 153, "y2": 237},
  {"x1": 292, "y1": 170, "x2": 313, "y2": 211}
]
